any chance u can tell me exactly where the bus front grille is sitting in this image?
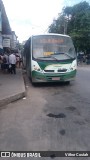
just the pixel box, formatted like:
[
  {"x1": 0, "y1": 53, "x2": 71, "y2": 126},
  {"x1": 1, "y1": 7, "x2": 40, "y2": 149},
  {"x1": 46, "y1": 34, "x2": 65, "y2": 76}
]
[
  {"x1": 44, "y1": 70, "x2": 54, "y2": 72},
  {"x1": 58, "y1": 69, "x2": 67, "y2": 72}
]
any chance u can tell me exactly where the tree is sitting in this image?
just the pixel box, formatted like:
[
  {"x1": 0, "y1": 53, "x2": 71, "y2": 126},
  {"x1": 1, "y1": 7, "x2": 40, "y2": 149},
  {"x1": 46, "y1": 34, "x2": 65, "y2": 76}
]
[
  {"x1": 49, "y1": 1, "x2": 90, "y2": 54},
  {"x1": 49, "y1": 13, "x2": 68, "y2": 34}
]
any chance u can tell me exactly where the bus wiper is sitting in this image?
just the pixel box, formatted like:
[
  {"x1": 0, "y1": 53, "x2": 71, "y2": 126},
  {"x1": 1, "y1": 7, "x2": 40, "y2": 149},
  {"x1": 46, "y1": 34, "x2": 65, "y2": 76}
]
[
  {"x1": 53, "y1": 52, "x2": 74, "y2": 58},
  {"x1": 53, "y1": 52, "x2": 64, "y2": 55},
  {"x1": 64, "y1": 52, "x2": 74, "y2": 58},
  {"x1": 49, "y1": 55, "x2": 59, "y2": 61},
  {"x1": 37, "y1": 56, "x2": 59, "y2": 61},
  {"x1": 37, "y1": 56, "x2": 49, "y2": 58}
]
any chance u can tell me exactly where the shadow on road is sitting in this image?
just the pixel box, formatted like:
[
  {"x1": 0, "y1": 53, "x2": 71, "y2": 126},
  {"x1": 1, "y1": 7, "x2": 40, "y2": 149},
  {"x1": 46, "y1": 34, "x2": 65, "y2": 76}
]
[{"x1": 32, "y1": 81, "x2": 73, "y2": 88}]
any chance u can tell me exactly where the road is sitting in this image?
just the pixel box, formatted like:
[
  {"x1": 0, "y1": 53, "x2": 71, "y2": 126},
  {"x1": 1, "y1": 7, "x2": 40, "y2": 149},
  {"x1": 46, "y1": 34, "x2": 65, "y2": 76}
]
[{"x1": 0, "y1": 66, "x2": 90, "y2": 160}]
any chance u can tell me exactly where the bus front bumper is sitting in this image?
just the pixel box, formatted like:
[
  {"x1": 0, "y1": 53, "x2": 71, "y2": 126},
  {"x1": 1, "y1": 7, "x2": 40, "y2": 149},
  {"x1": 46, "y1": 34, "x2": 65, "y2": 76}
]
[{"x1": 32, "y1": 70, "x2": 77, "y2": 83}]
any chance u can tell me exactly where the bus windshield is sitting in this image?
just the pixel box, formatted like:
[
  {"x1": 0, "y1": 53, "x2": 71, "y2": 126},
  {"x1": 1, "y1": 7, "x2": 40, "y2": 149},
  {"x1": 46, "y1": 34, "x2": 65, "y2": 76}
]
[{"x1": 32, "y1": 35, "x2": 76, "y2": 61}]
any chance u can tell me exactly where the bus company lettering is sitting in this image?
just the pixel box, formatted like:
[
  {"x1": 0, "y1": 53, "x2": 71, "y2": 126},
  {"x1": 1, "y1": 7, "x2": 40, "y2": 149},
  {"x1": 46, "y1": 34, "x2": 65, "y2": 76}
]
[
  {"x1": 65, "y1": 153, "x2": 75, "y2": 157},
  {"x1": 27, "y1": 153, "x2": 41, "y2": 157},
  {"x1": 65, "y1": 152, "x2": 88, "y2": 157},
  {"x1": 76, "y1": 153, "x2": 88, "y2": 157},
  {"x1": 45, "y1": 64, "x2": 70, "y2": 71}
]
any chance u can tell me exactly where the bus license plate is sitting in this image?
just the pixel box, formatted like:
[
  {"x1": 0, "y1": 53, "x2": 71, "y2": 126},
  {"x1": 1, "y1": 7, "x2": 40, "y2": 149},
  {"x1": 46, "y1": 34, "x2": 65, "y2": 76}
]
[{"x1": 52, "y1": 77, "x2": 60, "y2": 80}]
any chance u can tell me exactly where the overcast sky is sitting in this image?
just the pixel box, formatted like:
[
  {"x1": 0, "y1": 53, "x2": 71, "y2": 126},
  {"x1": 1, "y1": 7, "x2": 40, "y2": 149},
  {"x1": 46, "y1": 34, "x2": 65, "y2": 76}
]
[{"x1": 2, "y1": 0, "x2": 90, "y2": 42}]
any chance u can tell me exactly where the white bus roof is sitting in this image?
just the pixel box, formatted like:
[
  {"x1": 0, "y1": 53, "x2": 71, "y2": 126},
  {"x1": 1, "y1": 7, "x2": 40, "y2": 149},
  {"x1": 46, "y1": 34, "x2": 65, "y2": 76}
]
[{"x1": 31, "y1": 33, "x2": 70, "y2": 38}]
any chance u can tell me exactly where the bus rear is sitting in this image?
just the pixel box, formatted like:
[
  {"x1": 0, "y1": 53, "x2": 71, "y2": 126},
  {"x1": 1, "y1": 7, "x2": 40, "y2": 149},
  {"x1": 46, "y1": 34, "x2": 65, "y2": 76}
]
[{"x1": 30, "y1": 34, "x2": 77, "y2": 83}]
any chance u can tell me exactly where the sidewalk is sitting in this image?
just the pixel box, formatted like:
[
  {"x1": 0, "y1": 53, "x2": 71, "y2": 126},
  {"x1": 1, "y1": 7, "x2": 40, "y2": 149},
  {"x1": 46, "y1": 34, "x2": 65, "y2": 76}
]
[{"x1": 0, "y1": 68, "x2": 26, "y2": 107}]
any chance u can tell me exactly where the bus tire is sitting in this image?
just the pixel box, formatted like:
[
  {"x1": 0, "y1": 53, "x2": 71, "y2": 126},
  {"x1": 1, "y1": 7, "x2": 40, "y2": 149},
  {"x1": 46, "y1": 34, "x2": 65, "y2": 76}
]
[{"x1": 30, "y1": 77, "x2": 36, "y2": 85}]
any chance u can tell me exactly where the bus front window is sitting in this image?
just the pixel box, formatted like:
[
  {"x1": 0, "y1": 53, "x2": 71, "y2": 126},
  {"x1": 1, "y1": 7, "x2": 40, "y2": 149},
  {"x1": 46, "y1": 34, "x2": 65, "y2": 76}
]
[{"x1": 32, "y1": 35, "x2": 76, "y2": 60}]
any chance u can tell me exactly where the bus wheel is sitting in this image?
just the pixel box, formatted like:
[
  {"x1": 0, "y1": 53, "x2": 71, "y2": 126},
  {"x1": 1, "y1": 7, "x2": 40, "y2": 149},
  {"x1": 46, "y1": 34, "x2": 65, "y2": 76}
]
[
  {"x1": 29, "y1": 77, "x2": 33, "y2": 84},
  {"x1": 31, "y1": 78, "x2": 37, "y2": 86}
]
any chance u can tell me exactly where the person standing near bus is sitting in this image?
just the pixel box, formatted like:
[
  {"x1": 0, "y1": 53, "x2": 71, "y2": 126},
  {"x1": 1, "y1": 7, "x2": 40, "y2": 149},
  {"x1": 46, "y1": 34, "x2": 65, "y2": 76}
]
[{"x1": 9, "y1": 52, "x2": 16, "y2": 74}]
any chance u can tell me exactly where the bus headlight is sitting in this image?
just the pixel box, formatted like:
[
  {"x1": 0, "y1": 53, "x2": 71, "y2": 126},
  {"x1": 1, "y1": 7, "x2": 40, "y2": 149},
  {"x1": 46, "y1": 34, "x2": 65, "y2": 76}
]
[
  {"x1": 70, "y1": 60, "x2": 77, "y2": 71},
  {"x1": 34, "y1": 66, "x2": 41, "y2": 71},
  {"x1": 32, "y1": 62, "x2": 42, "y2": 72}
]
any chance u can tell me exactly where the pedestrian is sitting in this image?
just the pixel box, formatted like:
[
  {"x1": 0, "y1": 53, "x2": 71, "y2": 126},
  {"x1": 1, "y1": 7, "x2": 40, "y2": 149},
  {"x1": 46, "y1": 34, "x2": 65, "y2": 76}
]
[
  {"x1": 0, "y1": 54, "x2": 4, "y2": 71},
  {"x1": 19, "y1": 57, "x2": 23, "y2": 68},
  {"x1": 9, "y1": 51, "x2": 16, "y2": 74},
  {"x1": 0, "y1": 55, "x2": 2, "y2": 70},
  {"x1": 1, "y1": 53, "x2": 8, "y2": 73},
  {"x1": 16, "y1": 54, "x2": 20, "y2": 68},
  {"x1": 4, "y1": 52, "x2": 9, "y2": 72}
]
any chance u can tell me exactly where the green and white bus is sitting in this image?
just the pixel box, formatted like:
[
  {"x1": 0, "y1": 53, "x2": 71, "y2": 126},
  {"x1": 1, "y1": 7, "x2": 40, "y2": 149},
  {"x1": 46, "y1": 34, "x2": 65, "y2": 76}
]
[{"x1": 23, "y1": 33, "x2": 77, "y2": 83}]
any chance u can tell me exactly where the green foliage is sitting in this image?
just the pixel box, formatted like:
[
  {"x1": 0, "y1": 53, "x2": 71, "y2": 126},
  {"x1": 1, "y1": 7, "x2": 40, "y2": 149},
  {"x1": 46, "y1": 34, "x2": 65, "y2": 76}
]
[{"x1": 49, "y1": 1, "x2": 90, "y2": 54}]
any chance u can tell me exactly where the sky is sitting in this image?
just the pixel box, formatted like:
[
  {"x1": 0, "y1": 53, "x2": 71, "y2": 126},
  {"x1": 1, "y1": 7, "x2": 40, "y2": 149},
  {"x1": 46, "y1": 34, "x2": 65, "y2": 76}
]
[{"x1": 2, "y1": 0, "x2": 90, "y2": 43}]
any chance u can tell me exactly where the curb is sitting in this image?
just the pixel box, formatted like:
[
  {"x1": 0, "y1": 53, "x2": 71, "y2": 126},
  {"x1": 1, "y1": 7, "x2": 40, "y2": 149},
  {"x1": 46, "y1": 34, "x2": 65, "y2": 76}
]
[
  {"x1": 0, "y1": 69, "x2": 26, "y2": 108},
  {"x1": 0, "y1": 70, "x2": 26, "y2": 107},
  {"x1": 0, "y1": 91, "x2": 26, "y2": 107}
]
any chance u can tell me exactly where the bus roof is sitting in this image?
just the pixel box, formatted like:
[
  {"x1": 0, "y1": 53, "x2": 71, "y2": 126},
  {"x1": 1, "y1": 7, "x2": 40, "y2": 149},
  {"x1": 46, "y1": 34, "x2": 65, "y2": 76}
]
[{"x1": 31, "y1": 33, "x2": 70, "y2": 38}]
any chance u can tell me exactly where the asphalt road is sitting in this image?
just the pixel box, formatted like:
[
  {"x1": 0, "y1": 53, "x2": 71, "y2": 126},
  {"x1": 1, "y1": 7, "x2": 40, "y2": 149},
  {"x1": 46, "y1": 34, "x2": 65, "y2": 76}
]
[{"x1": 0, "y1": 66, "x2": 90, "y2": 160}]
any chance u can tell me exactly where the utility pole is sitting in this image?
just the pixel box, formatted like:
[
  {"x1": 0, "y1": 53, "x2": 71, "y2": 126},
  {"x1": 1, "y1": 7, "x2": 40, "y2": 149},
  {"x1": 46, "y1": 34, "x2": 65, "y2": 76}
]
[{"x1": 64, "y1": 16, "x2": 68, "y2": 35}]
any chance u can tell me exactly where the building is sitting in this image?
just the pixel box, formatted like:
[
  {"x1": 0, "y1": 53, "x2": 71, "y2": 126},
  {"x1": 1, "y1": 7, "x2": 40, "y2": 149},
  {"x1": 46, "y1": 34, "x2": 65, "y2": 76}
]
[
  {"x1": 10, "y1": 31, "x2": 18, "y2": 51},
  {"x1": 0, "y1": 0, "x2": 18, "y2": 54}
]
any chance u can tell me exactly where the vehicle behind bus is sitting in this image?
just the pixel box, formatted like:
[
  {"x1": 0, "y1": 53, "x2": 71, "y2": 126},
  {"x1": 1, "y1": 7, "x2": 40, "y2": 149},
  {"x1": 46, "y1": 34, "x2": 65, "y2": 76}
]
[{"x1": 23, "y1": 34, "x2": 77, "y2": 83}]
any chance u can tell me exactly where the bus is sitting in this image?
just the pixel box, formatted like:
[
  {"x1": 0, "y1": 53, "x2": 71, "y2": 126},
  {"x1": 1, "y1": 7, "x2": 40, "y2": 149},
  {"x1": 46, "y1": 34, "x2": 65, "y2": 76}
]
[{"x1": 23, "y1": 33, "x2": 77, "y2": 83}]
